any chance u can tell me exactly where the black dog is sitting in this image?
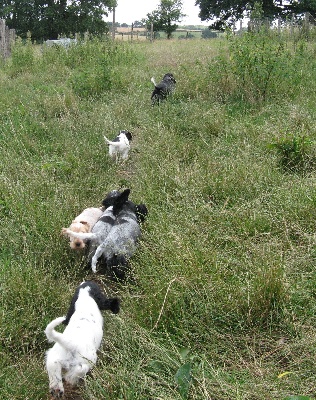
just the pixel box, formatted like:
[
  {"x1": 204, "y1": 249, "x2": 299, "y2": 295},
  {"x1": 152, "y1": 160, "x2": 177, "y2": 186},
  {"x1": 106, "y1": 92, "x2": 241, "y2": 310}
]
[{"x1": 151, "y1": 73, "x2": 176, "y2": 105}]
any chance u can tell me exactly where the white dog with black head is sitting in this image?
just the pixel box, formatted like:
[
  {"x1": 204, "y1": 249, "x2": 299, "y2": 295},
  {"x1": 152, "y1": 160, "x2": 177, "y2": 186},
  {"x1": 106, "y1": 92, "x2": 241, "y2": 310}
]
[
  {"x1": 104, "y1": 130, "x2": 132, "y2": 161},
  {"x1": 45, "y1": 280, "x2": 120, "y2": 398}
]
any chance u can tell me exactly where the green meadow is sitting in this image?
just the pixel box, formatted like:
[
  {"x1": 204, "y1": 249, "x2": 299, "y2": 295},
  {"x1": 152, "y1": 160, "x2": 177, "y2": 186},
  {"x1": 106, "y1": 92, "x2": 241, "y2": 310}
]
[{"x1": 1, "y1": 30, "x2": 316, "y2": 399}]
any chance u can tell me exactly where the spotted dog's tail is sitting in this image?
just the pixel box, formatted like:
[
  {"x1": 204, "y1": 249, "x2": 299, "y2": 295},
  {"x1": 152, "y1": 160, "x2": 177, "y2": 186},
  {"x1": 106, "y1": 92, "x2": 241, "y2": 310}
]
[{"x1": 151, "y1": 77, "x2": 157, "y2": 87}]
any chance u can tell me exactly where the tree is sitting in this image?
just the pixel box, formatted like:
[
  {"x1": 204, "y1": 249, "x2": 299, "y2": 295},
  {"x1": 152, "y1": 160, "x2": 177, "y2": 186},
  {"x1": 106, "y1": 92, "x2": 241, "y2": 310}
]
[
  {"x1": 145, "y1": 0, "x2": 185, "y2": 39},
  {"x1": 201, "y1": 28, "x2": 217, "y2": 38},
  {"x1": 195, "y1": 0, "x2": 316, "y2": 30},
  {"x1": 289, "y1": 0, "x2": 316, "y2": 17},
  {"x1": 133, "y1": 20, "x2": 146, "y2": 28},
  {"x1": 0, "y1": 0, "x2": 116, "y2": 40}
]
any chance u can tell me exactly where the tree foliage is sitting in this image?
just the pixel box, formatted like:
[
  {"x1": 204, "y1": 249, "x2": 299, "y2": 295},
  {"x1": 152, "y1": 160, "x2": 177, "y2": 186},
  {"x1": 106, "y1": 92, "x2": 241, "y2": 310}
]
[
  {"x1": 195, "y1": 0, "x2": 316, "y2": 30},
  {"x1": 0, "y1": 0, "x2": 116, "y2": 40},
  {"x1": 132, "y1": 20, "x2": 146, "y2": 28},
  {"x1": 201, "y1": 28, "x2": 217, "y2": 38},
  {"x1": 144, "y1": 0, "x2": 185, "y2": 39}
]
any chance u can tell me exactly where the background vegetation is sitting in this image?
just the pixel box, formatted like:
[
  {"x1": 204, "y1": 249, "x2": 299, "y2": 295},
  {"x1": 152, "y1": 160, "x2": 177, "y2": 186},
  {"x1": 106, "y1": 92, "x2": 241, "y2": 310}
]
[
  {"x1": 0, "y1": 0, "x2": 116, "y2": 40},
  {"x1": 1, "y1": 28, "x2": 316, "y2": 400}
]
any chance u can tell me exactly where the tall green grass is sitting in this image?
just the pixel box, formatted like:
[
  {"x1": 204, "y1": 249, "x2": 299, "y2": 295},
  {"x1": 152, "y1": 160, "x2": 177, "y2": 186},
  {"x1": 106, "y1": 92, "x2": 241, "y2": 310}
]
[{"x1": 1, "y1": 30, "x2": 316, "y2": 399}]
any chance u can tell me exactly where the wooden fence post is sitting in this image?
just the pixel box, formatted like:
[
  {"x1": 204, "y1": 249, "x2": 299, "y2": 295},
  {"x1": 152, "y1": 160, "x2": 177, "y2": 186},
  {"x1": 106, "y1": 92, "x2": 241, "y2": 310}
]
[
  {"x1": 0, "y1": 19, "x2": 6, "y2": 58},
  {"x1": 290, "y1": 14, "x2": 294, "y2": 38},
  {"x1": 304, "y1": 12, "x2": 310, "y2": 38},
  {"x1": 150, "y1": 22, "x2": 153, "y2": 42},
  {"x1": 0, "y1": 19, "x2": 15, "y2": 58},
  {"x1": 112, "y1": 7, "x2": 116, "y2": 40}
]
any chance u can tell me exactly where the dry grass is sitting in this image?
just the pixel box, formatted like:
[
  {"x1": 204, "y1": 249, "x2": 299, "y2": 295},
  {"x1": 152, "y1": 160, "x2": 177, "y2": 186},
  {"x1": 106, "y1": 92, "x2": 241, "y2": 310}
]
[{"x1": 1, "y1": 35, "x2": 316, "y2": 399}]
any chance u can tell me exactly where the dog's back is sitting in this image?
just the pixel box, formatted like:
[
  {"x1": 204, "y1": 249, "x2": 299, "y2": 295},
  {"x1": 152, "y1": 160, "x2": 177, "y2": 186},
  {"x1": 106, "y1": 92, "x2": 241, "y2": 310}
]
[
  {"x1": 86, "y1": 206, "x2": 116, "y2": 266},
  {"x1": 151, "y1": 73, "x2": 176, "y2": 105},
  {"x1": 74, "y1": 207, "x2": 103, "y2": 227},
  {"x1": 103, "y1": 211, "x2": 141, "y2": 259},
  {"x1": 45, "y1": 282, "x2": 120, "y2": 396},
  {"x1": 91, "y1": 210, "x2": 141, "y2": 277},
  {"x1": 86, "y1": 190, "x2": 127, "y2": 267}
]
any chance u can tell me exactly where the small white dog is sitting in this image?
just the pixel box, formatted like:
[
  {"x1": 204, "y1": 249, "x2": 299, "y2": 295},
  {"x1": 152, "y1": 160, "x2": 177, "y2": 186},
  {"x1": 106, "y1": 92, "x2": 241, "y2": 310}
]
[
  {"x1": 45, "y1": 281, "x2": 120, "y2": 398},
  {"x1": 62, "y1": 207, "x2": 103, "y2": 250},
  {"x1": 104, "y1": 130, "x2": 132, "y2": 160}
]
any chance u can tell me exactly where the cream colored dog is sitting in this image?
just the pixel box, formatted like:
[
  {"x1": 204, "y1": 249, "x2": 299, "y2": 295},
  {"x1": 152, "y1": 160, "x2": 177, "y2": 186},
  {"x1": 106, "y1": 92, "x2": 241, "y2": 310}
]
[{"x1": 62, "y1": 207, "x2": 103, "y2": 250}]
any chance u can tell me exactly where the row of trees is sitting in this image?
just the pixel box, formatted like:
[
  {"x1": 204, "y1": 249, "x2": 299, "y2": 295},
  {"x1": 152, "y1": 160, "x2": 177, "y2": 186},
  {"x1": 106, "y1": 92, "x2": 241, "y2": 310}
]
[
  {"x1": 196, "y1": 0, "x2": 316, "y2": 31},
  {"x1": 0, "y1": 0, "x2": 116, "y2": 40},
  {"x1": 0, "y1": 0, "x2": 316, "y2": 41}
]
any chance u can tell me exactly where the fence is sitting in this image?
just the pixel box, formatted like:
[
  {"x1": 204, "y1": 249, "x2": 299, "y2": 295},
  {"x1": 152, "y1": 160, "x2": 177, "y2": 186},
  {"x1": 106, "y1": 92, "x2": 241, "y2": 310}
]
[
  {"x1": 0, "y1": 19, "x2": 15, "y2": 58},
  {"x1": 237, "y1": 12, "x2": 316, "y2": 37}
]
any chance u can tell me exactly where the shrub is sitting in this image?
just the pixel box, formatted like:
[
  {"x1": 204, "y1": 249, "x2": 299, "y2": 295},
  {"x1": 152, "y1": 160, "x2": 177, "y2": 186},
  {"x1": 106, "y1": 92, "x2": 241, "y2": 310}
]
[
  {"x1": 10, "y1": 33, "x2": 35, "y2": 75},
  {"x1": 271, "y1": 136, "x2": 316, "y2": 174},
  {"x1": 208, "y1": 27, "x2": 308, "y2": 104}
]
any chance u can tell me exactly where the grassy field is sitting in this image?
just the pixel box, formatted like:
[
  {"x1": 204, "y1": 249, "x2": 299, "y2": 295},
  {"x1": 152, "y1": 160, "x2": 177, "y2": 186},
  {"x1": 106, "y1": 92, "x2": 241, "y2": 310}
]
[{"x1": 1, "y1": 30, "x2": 316, "y2": 400}]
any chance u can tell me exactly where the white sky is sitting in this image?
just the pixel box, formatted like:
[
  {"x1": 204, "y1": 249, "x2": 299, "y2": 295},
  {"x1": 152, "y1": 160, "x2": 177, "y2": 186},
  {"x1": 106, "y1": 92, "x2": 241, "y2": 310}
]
[{"x1": 105, "y1": 0, "x2": 210, "y2": 26}]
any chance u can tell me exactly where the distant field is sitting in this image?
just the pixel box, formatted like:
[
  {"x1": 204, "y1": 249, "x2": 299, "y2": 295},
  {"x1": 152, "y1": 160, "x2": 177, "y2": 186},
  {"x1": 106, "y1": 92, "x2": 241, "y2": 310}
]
[{"x1": 113, "y1": 26, "x2": 204, "y2": 40}]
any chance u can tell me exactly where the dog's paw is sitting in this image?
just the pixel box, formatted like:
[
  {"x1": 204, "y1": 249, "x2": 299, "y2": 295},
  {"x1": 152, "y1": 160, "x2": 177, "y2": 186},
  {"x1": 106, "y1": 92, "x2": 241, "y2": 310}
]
[
  {"x1": 50, "y1": 387, "x2": 64, "y2": 398},
  {"x1": 91, "y1": 261, "x2": 97, "y2": 273},
  {"x1": 61, "y1": 228, "x2": 70, "y2": 237}
]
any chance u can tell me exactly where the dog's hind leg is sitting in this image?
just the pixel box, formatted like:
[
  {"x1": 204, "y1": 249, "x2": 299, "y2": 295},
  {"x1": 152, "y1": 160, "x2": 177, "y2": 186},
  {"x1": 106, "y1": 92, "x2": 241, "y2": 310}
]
[
  {"x1": 91, "y1": 242, "x2": 107, "y2": 273},
  {"x1": 46, "y1": 352, "x2": 64, "y2": 397},
  {"x1": 64, "y1": 362, "x2": 91, "y2": 385}
]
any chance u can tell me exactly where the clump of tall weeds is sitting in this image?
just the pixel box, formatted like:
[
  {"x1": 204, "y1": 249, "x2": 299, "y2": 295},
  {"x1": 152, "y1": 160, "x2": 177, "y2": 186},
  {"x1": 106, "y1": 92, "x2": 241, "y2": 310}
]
[
  {"x1": 208, "y1": 26, "x2": 308, "y2": 105},
  {"x1": 271, "y1": 136, "x2": 316, "y2": 174}
]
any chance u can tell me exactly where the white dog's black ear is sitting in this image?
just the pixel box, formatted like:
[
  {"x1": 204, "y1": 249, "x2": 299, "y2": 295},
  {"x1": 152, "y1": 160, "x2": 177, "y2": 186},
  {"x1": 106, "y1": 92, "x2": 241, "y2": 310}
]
[
  {"x1": 101, "y1": 297, "x2": 120, "y2": 314},
  {"x1": 86, "y1": 281, "x2": 120, "y2": 313}
]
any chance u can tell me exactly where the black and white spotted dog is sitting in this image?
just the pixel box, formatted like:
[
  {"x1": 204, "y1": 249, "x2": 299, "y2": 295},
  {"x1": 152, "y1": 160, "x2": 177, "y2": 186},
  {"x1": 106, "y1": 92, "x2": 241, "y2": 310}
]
[
  {"x1": 104, "y1": 130, "x2": 132, "y2": 160},
  {"x1": 91, "y1": 189, "x2": 148, "y2": 278},
  {"x1": 151, "y1": 73, "x2": 176, "y2": 105},
  {"x1": 45, "y1": 281, "x2": 120, "y2": 398}
]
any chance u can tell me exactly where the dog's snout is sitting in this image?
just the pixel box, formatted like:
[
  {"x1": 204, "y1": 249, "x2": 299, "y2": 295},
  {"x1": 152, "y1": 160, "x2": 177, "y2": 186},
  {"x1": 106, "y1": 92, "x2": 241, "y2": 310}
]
[{"x1": 75, "y1": 242, "x2": 81, "y2": 247}]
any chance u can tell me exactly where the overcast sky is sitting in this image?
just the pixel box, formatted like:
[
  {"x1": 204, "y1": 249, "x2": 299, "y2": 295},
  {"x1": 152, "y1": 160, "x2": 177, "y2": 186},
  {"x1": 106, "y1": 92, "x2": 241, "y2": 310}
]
[{"x1": 105, "y1": 0, "x2": 209, "y2": 26}]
